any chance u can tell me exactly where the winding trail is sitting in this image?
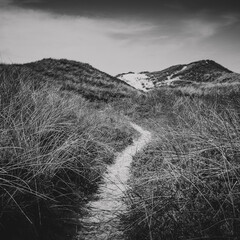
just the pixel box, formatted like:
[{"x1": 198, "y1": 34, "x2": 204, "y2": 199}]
[{"x1": 79, "y1": 122, "x2": 152, "y2": 240}]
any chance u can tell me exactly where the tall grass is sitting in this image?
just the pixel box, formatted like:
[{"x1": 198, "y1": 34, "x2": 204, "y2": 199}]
[
  {"x1": 0, "y1": 71, "x2": 134, "y2": 239},
  {"x1": 173, "y1": 81, "x2": 240, "y2": 99},
  {"x1": 121, "y1": 90, "x2": 240, "y2": 239}
]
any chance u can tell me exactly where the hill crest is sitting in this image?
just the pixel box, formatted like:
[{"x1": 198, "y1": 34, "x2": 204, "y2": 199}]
[
  {"x1": 116, "y1": 60, "x2": 237, "y2": 91},
  {"x1": 0, "y1": 58, "x2": 139, "y2": 101}
]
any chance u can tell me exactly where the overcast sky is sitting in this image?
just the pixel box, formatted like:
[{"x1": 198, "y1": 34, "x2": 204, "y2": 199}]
[{"x1": 1, "y1": 0, "x2": 240, "y2": 74}]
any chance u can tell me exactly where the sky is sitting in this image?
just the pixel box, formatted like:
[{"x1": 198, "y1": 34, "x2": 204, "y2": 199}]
[{"x1": 0, "y1": 0, "x2": 240, "y2": 75}]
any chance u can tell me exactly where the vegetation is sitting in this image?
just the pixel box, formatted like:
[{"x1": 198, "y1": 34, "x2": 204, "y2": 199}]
[
  {"x1": 0, "y1": 58, "x2": 139, "y2": 103},
  {"x1": 127, "y1": 60, "x2": 235, "y2": 89},
  {"x1": 1, "y1": 58, "x2": 240, "y2": 240},
  {"x1": 25, "y1": 58, "x2": 139, "y2": 101},
  {"x1": 0, "y1": 66, "x2": 135, "y2": 240},
  {"x1": 119, "y1": 87, "x2": 240, "y2": 239}
]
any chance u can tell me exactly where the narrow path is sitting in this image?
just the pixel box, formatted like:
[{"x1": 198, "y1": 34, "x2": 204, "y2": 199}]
[{"x1": 78, "y1": 122, "x2": 152, "y2": 240}]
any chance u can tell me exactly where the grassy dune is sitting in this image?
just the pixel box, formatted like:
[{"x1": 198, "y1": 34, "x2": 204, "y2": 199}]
[
  {"x1": 119, "y1": 88, "x2": 240, "y2": 239},
  {"x1": 1, "y1": 58, "x2": 139, "y2": 102},
  {"x1": 0, "y1": 69, "x2": 135, "y2": 240},
  {"x1": 2, "y1": 58, "x2": 240, "y2": 240}
]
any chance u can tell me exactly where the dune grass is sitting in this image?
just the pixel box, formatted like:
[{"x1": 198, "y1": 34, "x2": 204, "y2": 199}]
[
  {"x1": 0, "y1": 71, "x2": 135, "y2": 240},
  {"x1": 2, "y1": 61, "x2": 240, "y2": 240},
  {"x1": 119, "y1": 89, "x2": 240, "y2": 239}
]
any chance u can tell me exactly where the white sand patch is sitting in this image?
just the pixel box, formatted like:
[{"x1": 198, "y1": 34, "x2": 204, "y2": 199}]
[
  {"x1": 181, "y1": 66, "x2": 187, "y2": 71},
  {"x1": 118, "y1": 73, "x2": 154, "y2": 91}
]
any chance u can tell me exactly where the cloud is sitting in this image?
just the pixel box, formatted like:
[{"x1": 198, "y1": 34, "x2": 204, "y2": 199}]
[
  {"x1": 5, "y1": 0, "x2": 240, "y2": 44},
  {"x1": 1, "y1": 1, "x2": 240, "y2": 74},
  {"x1": 181, "y1": 19, "x2": 222, "y2": 39},
  {"x1": 106, "y1": 23, "x2": 169, "y2": 45},
  {"x1": 0, "y1": 8, "x2": 171, "y2": 73},
  {"x1": 0, "y1": 0, "x2": 13, "y2": 7},
  {"x1": 9, "y1": 0, "x2": 240, "y2": 18}
]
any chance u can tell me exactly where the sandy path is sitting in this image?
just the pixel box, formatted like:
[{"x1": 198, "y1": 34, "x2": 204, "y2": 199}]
[{"x1": 79, "y1": 122, "x2": 152, "y2": 240}]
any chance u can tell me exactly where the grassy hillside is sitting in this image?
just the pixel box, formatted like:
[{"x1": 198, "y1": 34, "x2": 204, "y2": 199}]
[
  {"x1": 169, "y1": 73, "x2": 240, "y2": 98},
  {"x1": 117, "y1": 88, "x2": 240, "y2": 240},
  {"x1": 0, "y1": 65, "x2": 136, "y2": 240},
  {"x1": 116, "y1": 60, "x2": 236, "y2": 90},
  {"x1": 149, "y1": 64, "x2": 185, "y2": 83},
  {"x1": 171, "y1": 60, "x2": 232, "y2": 83},
  {"x1": 0, "y1": 58, "x2": 139, "y2": 102},
  {"x1": 2, "y1": 57, "x2": 240, "y2": 240}
]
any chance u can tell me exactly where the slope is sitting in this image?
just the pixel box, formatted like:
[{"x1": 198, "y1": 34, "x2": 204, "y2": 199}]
[
  {"x1": 0, "y1": 58, "x2": 139, "y2": 101},
  {"x1": 117, "y1": 60, "x2": 239, "y2": 91},
  {"x1": 0, "y1": 58, "x2": 139, "y2": 240}
]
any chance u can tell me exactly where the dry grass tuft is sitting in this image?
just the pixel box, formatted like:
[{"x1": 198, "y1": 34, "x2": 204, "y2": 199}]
[
  {"x1": 0, "y1": 69, "x2": 134, "y2": 240},
  {"x1": 120, "y1": 90, "x2": 240, "y2": 240}
]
